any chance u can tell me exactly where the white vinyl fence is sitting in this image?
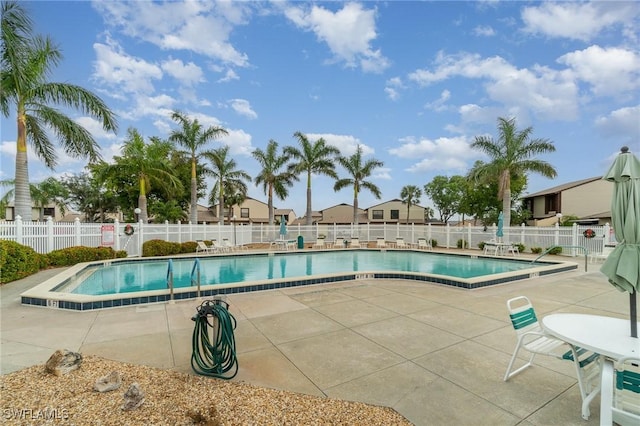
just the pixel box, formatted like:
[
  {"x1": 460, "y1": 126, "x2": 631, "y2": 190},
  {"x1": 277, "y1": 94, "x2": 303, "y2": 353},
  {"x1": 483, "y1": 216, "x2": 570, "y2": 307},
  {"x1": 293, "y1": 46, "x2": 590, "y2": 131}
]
[{"x1": 0, "y1": 215, "x2": 615, "y2": 259}]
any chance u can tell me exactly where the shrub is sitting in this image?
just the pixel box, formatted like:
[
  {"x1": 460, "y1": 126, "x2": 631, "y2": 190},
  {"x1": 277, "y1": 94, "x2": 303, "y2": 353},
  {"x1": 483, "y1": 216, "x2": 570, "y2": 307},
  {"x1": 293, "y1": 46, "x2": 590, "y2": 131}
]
[
  {"x1": 546, "y1": 246, "x2": 562, "y2": 255},
  {"x1": 182, "y1": 241, "x2": 198, "y2": 253},
  {"x1": 47, "y1": 246, "x2": 125, "y2": 267},
  {"x1": 531, "y1": 247, "x2": 543, "y2": 254},
  {"x1": 142, "y1": 239, "x2": 183, "y2": 257},
  {"x1": 515, "y1": 243, "x2": 525, "y2": 254},
  {"x1": 0, "y1": 240, "x2": 47, "y2": 284},
  {"x1": 430, "y1": 239, "x2": 438, "y2": 248},
  {"x1": 456, "y1": 239, "x2": 468, "y2": 249},
  {"x1": 478, "y1": 241, "x2": 486, "y2": 250}
]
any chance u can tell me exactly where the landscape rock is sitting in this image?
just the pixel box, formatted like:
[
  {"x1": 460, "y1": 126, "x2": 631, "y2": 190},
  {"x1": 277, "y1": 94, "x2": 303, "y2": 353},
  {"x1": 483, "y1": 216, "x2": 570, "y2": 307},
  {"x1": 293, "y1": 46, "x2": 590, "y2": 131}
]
[
  {"x1": 44, "y1": 349, "x2": 82, "y2": 376},
  {"x1": 122, "y1": 382, "x2": 145, "y2": 411},
  {"x1": 94, "y1": 370, "x2": 122, "y2": 392}
]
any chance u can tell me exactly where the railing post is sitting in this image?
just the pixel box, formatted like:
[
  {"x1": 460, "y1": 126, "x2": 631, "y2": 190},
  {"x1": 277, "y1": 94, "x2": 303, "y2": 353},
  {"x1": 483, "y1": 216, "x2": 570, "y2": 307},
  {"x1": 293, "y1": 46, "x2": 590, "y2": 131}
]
[
  {"x1": 15, "y1": 215, "x2": 23, "y2": 245},
  {"x1": 138, "y1": 219, "x2": 144, "y2": 256},
  {"x1": 114, "y1": 219, "x2": 120, "y2": 251},
  {"x1": 74, "y1": 217, "x2": 81, "y2": 246},
  {"x1": 47, "y1": 216, "x2": 54, "y2": 253},
  {"x1": 165, "y1": 220, "x2": 170, "y2": 242},
  {"x1": 571, "y1": 223, "x2": 578, "y2": 257},
  {"x1": 446, "y1": 223, "x2": 451, "y2": 248}
]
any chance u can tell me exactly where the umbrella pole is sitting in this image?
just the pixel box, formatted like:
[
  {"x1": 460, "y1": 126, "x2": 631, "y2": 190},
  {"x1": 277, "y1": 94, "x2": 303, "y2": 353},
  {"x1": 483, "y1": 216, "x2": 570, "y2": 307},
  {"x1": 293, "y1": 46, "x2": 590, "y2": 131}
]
[{"x1": 631, "y1": 291, "x2": 637, "y2": 338}]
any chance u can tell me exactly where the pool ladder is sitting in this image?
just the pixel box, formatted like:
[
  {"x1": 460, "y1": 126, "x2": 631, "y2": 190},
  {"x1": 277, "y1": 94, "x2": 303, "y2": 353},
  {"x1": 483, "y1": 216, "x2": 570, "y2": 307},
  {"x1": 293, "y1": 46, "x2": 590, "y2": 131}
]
[
  {"x1": 166, "y1": 259, "x2": 202, "y2": 302},
  {"x1": 166, "y1": 259, "x2": 174, "y2": 301}
]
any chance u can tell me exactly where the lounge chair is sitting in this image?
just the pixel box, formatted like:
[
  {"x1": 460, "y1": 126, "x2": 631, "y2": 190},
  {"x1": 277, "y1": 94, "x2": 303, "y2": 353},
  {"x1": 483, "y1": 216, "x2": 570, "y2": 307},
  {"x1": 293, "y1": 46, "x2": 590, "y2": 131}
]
[
  {"x1": 210, "y1": 240, "x2": 228, "y2": 252},
  {"x1": 394, "y1": 237, "x2": 408, "y2": 249},
  {"x1": 416, "y1": 238, "x2": 432, "y2": 250},
  {"x1": 313, "y1": 238, "x2": 326, "y2": 249},
  {"x1": 504, "y1": 296, "x2": 600, "y2": 419},
  {"x1": 332, "y1": 237, "x2": 345, "y2": 248},
  {"x1": 196, "y1": 240, "x2": 216, "y2": 254},
  {"x1": 350, "y1": 237, "x2": 361, "y2": 248},
  {"x1": 600, "y1": 356, "x2": 640, "y2": 425},
  {"x1": 376, "y1": 237, "x2": 387, "y2": 248}
]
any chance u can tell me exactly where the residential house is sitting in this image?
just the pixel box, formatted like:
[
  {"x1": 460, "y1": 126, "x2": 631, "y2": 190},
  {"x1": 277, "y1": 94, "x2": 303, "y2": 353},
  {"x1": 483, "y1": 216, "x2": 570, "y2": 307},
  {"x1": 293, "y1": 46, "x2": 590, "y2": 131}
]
[
  {"x1": 522, "y1": 176, "x2": 612, "y2": 225},
  {"x1": 317, "y1": 203, "x2": 367, "y2": 225},
  {"x1": 208, "y1": 197, "x2": 297, "y2": 225},
  {"x1": 367, "y1": 199, "x2": 429, "y2": 224},
  {"x1": 2, "y1": 202, "x2": 64, "y2": 222}
]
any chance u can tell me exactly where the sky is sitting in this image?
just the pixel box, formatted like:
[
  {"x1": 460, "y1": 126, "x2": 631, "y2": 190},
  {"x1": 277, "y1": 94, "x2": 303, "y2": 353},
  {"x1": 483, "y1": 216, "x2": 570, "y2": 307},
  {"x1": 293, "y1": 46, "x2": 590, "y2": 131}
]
[{"x1": 1, "y1": 0, "x2": 639, "y2": 217}]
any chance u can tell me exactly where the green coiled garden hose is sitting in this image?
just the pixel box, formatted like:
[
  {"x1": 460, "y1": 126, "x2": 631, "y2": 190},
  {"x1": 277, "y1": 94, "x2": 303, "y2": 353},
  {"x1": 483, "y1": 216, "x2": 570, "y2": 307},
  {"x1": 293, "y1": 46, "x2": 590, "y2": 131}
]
[{"x1": 191, "y1": 299, "x2": 238, "y2": 379}]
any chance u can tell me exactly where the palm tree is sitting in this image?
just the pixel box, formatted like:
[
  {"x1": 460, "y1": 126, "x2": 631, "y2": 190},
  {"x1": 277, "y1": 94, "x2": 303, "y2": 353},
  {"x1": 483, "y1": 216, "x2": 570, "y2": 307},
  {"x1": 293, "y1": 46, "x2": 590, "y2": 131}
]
[
  {"x1": 252, "y1": 140, "x2": 298, "y2": 225},
  {"x1": 470, "y1": 117, "x2": 556, "y2": 227},
  {"x1": 97, "y1": 128, "x2": 182, "y2": 222},
  {"x1": 334, "y1": 145, "x2": 384, "y2": 225},
  {"x1": 168, "y1": 110, "x2": 227, "y2": 224},
  {"x1": 400, "y1": 185, "x2": 422, "y2": 224},
  {"x1": 285, "y1": 132, "x2": 340, "y2": 225},
  {"x1": 203, "y1": 145, "x2": 251, "y2": 223},
  {"x1": 1, "y1": 1, "x2": 118, "y2": 221}
]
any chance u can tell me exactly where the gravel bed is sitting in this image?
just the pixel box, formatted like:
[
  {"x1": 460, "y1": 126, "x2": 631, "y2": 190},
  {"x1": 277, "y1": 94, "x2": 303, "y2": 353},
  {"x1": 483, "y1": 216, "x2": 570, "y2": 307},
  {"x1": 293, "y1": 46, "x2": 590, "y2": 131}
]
[{"x1": 1, "y1": 355, "x2": 411, "y2": 425}]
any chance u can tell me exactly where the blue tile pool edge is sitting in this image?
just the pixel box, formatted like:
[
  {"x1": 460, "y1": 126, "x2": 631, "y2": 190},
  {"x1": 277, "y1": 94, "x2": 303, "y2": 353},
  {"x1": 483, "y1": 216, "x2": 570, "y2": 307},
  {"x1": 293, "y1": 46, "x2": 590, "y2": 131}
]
[{"x1": 20, "y1": 253, "x2": 578, "y2": 311}]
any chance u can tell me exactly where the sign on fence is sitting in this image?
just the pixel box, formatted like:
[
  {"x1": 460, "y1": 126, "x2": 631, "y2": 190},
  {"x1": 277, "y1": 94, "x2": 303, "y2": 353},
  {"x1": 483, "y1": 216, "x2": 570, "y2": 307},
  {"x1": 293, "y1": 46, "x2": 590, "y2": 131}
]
[{"x1": 101, "y1": 224, "x2": 115, "y2": 246}]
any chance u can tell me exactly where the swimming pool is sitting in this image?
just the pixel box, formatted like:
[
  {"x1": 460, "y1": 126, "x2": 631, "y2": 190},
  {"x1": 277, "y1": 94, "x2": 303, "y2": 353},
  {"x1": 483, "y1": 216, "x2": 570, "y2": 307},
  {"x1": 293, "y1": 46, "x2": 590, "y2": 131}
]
[{"x1": 21, "y1": 250, "x2": 577, "y2": 311}]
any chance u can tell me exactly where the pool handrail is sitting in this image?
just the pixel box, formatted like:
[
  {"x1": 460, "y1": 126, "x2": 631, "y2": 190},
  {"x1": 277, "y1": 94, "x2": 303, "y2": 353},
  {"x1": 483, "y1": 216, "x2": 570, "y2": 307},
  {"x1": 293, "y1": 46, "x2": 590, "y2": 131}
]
[
  {"x1": 191, "y1": 258, "x2": 201, "y2": 297},
  {"x1": 531, "y1": 245, "x2": 588, "y2": 272},
  {"x1": 167, "y1": 259, "x2": 174, "y2": 301}
]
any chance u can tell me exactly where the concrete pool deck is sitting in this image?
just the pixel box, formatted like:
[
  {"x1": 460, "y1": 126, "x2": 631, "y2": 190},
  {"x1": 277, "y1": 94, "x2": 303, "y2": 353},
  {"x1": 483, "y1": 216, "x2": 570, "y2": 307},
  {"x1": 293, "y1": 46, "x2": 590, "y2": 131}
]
[{"x1": 0, "y1": 259, "x2": 633, "y2": 425}]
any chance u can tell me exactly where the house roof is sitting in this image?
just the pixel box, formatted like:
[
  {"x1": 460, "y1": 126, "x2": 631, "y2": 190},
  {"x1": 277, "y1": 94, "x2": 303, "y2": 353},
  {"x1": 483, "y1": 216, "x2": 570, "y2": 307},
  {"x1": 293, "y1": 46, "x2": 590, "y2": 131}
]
[{"x1": 524, "y1": 176, "x2": 602, "y2": 198}]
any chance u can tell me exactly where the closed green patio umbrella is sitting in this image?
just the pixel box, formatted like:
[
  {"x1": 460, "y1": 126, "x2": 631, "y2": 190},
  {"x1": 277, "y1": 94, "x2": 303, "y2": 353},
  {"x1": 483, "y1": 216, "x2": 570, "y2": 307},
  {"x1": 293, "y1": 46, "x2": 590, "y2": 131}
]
[
  {"x1": 496, "y1": 211, "x2": 504, "y2": 241},
  {"x1": 279, "y1": 215, "x2": 287, "y2": 240},
  {"x1": 600, "y1": 147, "x2": 640, "y2": 338}
]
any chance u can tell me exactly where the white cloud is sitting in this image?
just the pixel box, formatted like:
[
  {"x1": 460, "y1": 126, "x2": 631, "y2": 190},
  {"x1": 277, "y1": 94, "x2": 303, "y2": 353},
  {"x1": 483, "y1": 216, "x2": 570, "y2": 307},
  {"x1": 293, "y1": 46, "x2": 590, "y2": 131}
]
[
  {"x1": 220, "y1": 129, "x2": 254, "y2": 156},
  {"x1": 284, "y1": 3, "x2": 389, "y2": 73},
  {"x1": 384, "y1": 77, "x2": 404, "y2": 101},
  {"x1": 75, "y1": 117, "x2": 118, "y2": 141},
  {"x1": 408, "y1": 51, "x2": 579, "y2": 121},
  {"x1": 521, "y1": 2, "x2": 639, "y2": 42},
  {"x1": 305, "y1": 133, "x2": 374, "y2": 156},
  {"x1": 594, "y1": 105, "x2": 640, "y2": 144},
  {"x1": 229, "y1": 99, "x2": 258, "y2": 119},
  {"x1": 161, "y1": 58, "x2": 204, "y2": 86},
  {"x1": 473, "y1": 25, "x2": 495, "y2": 37},
  {"x1": 92, "y1": 38, "x2": 162, "y2": 95},
  {"x1": 558, "y1": 45, "x2": 640, "y2": 97},
  {"x1": 218, "y1": 69, "x2": 239, "y2": 83},
  {"x1": 92, "y1": 0, "x2": 250, "y2": 66},
  {"x1": 388, "y1": 136, "x2": 475, "y2": 173},
  {"x1": 424, "y1": 90, "x2": 452, "y2": 112}
]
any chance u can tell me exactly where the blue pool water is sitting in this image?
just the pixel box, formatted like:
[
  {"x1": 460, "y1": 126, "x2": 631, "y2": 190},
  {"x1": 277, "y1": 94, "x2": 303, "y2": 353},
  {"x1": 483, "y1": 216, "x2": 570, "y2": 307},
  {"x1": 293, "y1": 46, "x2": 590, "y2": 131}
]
[{"x1": 59, "y1": 251, "x2": 539, "y2": 296}]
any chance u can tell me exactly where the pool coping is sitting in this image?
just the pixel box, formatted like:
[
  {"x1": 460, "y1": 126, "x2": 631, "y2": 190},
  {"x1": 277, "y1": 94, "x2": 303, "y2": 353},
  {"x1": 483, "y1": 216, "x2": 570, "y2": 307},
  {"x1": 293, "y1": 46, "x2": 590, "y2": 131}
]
[{"x1": 20, "y1": 249, "x2": 578, "y2": 311}]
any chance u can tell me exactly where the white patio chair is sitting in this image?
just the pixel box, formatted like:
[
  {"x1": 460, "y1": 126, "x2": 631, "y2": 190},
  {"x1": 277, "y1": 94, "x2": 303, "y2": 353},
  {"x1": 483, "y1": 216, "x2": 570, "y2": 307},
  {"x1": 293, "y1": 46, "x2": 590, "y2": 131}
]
[
  {"x1": 416, "y1": 238, "x2": 432, "y2": 250},
  {"x1": 196, "y1": 240, "x2": 216, "y2": 253},
  {"x1": 221, "y1": 238, "x2": 236, "y2": 251},
  {"x1": 395, "y1": 237, "x2": 408, "y2": 249},
  {"x1": 313, "y1": 238, "x2": 326, "y2": 249},
  {"x1": 333, "y1": 237, "x2": 345, "y2": 248},
  {"x1": 600, "y1": 356, "x2": 640, "y2": 426},
  {"x1": 350, "y1": 237, "x2": 361, "y2": 248},
  {"x1": 483, "y1": 240, "x2": 499, "y2": 255},
  {"x1": 504, "y1": 296, "x2": 600, "y2": 419},
  {"x1": 210, "y1": 240, "x2": 228, "y2": 252},
  {"x1": 376, "y1": 237, "x2": 387, "y2": 248}
]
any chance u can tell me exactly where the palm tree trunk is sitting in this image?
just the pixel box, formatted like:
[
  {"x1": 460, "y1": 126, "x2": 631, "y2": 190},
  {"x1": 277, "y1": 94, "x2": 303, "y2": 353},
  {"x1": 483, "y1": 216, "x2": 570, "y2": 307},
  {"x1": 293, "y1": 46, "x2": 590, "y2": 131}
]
[
  {"x1": 503, "y1": 191, "x2": 511, "y2": 229},
  {"x1": 190, "y1": 175, "x2": 197, "y2": 224},
  {"x1": 15, "y1": 113, "x2": 32, "y2": 221},
  {"x1": 353, "y1": 193, "x2": 358, "y2": 225},
  {"x1": 306, "y1": 184, "x2": 312, "y2": 226},
  {"x1": 268, "y1": 184, "x2": 274, "y2": 225}
]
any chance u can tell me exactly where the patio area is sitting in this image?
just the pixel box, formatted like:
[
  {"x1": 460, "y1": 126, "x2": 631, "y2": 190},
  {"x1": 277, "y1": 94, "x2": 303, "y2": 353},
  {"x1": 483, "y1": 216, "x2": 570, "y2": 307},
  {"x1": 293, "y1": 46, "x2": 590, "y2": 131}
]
[{"x1": 0, "y1": 263, "x2": 631, "y2": 425}]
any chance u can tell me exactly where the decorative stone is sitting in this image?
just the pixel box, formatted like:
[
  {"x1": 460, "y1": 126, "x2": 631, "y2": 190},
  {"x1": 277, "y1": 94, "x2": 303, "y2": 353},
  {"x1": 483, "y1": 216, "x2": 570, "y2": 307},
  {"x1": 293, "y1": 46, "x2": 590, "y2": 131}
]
[
  {"x1": 44, "y1": 349, "x2": 82, "y2": 376},
  {"x1": 122, "y1": 383, "x2": 145, "y2": 411},
  {"x1": 94, "y1": 371, "x2": 122, "y2": 393}
]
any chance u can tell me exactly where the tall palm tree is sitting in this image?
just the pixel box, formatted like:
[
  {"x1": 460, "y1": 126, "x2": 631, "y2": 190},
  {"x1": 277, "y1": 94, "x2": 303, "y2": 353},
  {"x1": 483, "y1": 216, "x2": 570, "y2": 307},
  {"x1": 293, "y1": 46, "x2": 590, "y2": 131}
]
[
  {"x1": 203, "y1": 145, "x2": 251, "y2": 223},
  {"x1": 1, "y1": 1, "x2": 117, "y2": 221},
  {"x1": 252, "y1": 140, "x2": 298, "y2": 225},
  {"x1": 334, "y1": 145, "x2": 384, "y2": 225},
  {"x1": 285, "y1": 131, "x2": 340, "y2": 225},
  {"x1": 470, "y1": 117, "x2": 556, "y2": 227},
  {"x1": 0, "y1": 177, "x2": 69, "y2": 221},
  {"x1": 168, "y1": 110, "x2": 227, "y2": 224},
  {"x1": 400, "y1": 184, "x2": 422, "y2": 224},
  {"x1": 97, "y1": 128, "x2": 182, "y2": 222}
]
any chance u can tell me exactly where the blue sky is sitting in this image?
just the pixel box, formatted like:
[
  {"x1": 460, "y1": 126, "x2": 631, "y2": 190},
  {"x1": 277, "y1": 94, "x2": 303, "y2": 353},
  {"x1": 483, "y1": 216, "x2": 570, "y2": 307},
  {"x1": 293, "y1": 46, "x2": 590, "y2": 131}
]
[{"x1": 1, "y1": 1, "x2": 639, "y2": 216}]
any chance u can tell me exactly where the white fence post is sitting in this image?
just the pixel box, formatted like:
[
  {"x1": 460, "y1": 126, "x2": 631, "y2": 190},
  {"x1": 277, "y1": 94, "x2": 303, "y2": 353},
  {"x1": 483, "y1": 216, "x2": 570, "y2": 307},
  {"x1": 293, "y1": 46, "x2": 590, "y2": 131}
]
[
  {"x1": 446, "y1": 223, "x2": 451, "y2": 248},
  {"x1": 571, "y1": 223, "x2": 578, "y2": 256},
  {"x1": 554, "y1": 222, "x2": 560, "y2": 246},
  {"x1": 74, "y1": 218, "x2": 81, "y2": 246},
  {"x1": 114, "y1": 219, "x2": 120, "y2": 251},
  {"x1": 165, "y1": 220, "x2": 170, "y2": 241},
  {"x1": 15, "y1": 215, "x2": 23, "y2": 244},
  {"x1": 520, "y1": 223, "x2": 526, "y2": 244},
  {"x1": 604, "y1": 223, "x2": 611, "y2": 244},
  {"x1": 47, "y1": 216, "x2": 54, "y2": 252},
  {"x1": 138, "y1": 219, "x2": 144, "y2": 256},
  {"x1": 467, "y1": 223, "x2": 472, "y2": 248}
]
